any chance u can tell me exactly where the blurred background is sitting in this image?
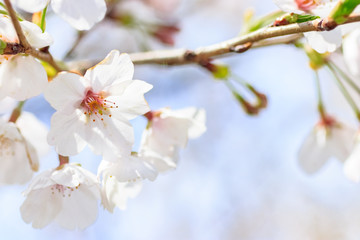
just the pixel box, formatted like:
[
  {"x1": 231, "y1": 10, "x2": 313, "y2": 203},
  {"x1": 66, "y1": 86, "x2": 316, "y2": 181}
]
[{"x1": 1, "y1": 0, "x2": 360, "y2": 239}]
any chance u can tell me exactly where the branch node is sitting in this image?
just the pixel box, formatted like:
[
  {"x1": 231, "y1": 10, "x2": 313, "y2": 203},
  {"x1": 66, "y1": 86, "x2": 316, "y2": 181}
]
[
  {"x1": 316, "y1": 18, "x2": 338, "y2": 31},
  {"x1": 230, "y1": 42, "x2": 253, "y2": 53},
  {"x1": 184, "y1": 50, "x2": 196, "y2": 61}
]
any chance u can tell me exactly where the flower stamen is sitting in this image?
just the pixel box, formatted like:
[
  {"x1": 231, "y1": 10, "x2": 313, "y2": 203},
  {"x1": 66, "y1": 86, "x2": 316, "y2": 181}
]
[{"x1": 80, "y1": 89, "x2": 118, "y2": 122}]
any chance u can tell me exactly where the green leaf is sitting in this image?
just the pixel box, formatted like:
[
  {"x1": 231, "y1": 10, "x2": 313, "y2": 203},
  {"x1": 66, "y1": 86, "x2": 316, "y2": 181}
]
[
  {"x1": 329, "y1": 0, "x2": 360, "y2": 24},
  {"x1": 274, "y1": 13, "x2": 319, "y2": 26},
  {"x1": 0, "y1": 39, "x2": 7, "y2": 55},
  {"x1": 242, "y1": 10, "x2": 284, "y2": 34}
]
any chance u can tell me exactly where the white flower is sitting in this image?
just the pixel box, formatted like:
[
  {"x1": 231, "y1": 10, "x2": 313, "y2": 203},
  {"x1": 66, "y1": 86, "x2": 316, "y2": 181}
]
[
  {"x1": 0, "y1": 111, "x2": 48, "y2": 185},
  {"x1": 44, "y1": 50, "x2": 152, "y2": 159},
  {"x1": 0, "y1": 118, "x2": 37, "y2": 185},
  {"x1": 140, "y1": 107, "x2": 206, "y2": 172},
  {"x1": 12, "y1": 0, "x2": 106, "y2": 30},
  {"x1": 273, "y1": 0, "x2": 342, "y2": 53},
  {"x1": 0, "y1": 15, "x2": 52, "y2": 100},
  {"x1": 20, "y1": 163, "x2": 101, "y2": 229},
  {"x1": 298, "y1": 116, "x2": 355, "y2": 174},
  {"x1": 98, "y1": 154, "x2": 157, "y2": 212}
]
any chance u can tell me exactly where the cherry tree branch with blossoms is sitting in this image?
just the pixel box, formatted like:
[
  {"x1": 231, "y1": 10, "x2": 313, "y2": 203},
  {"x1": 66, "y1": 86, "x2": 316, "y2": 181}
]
[{"x1": 2, "y1": 0, "x2": 360, "y2": 233}]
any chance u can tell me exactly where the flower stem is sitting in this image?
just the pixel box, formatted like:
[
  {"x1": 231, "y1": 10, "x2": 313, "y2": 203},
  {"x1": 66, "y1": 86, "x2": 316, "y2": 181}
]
[
  {"x1": 328, "y1": 61, "x2": 360, "y2": 95},
  {"x1": 8, "y1": 101, "x2": 25, "y2": 123},
  {"x1": 58, "y1": 155, "x2": 69, "y2": 166},
  {"x1": 314, "y1": 70, "x2": 326, "y2": 120},
  {"x1": 327, "y1": 63, "x2": 360, "y2": 121}
]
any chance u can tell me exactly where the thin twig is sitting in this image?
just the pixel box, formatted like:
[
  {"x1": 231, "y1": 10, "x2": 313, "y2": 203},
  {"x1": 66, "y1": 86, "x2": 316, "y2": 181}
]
[
  {"x1": 3, "y1": 0, "x2": 31, "y2": 49},
  {"x1": 4, "y1": 0, "x2": 63, "y2": 72},
  {"x1": 126, "y1": 14, "x2": 360, "y2": 65}
]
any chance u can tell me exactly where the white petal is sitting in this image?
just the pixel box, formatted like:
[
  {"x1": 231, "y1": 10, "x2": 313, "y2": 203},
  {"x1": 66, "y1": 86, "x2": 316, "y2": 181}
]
[
  {"x1": 85, "y1": 115, "x2": 134, "y2": 158},
  {"x1": 311, "y1": 2, "x2": 337, "y2": 18},
  {"x1": 166, "y1": 107, "x2": 207, "y2": 139},
  {"x1": 152, "y1": 115, "x2": 192, "y2": 148},
  {"x1": 47, "y1": 110, "x2": 88, "y2": 156},
  {"x1": 12, "y1": 0, "x2": 50, "y2": 13},
  {"x1": 51, "y1": 0, "x2": 106, "y2": 30},
  {"x1": 55, "y1": 184, "x2": 99, "y2": 230},
  {"x1": 298, "y1": 130, "x2": 332, "y2": 174},
  {"x1": 344, "y1": 143, "x2": 360, "y2": 182},
  {"x1": 0, "y1": 56, "x2": 48, "y2": 100},
  {"x1": 44, "y1": 72, "x2": 88, "y2": 112},
  {"x1": 84, "y1": 51, "x2": 134, "y2": 93},
  {"x1": 100, "y1": 156, "x2": 158, "y2": 182},
  {"x1": 304, "y1": 30, "x2": 342, "y2": 54},
  {"x1": 0, "y1": 133, "x2": 35, "y2": 184},
  {"x1": 108, "y1": 80, "x2": 153, "y2": 120},
  {"x1": 141, "y1": 142, "x2": 179, "y2": 173},
  {"x1": 330, "y1": 125, "x2": 356, "y2": 162},
  {"x1": 20, "y1": 21, "x2": 53, "y2": 48},
  {"x1": 23, "y1": 169, "x2": 54, "y2": 194},
  {"x1": 343, "y1": 28, "x2": 360, "y2": 77},
  {"x1": 273, "y1": 0, "x2": 303, "y2": 13},
  {"x1": 20, "y1": 187, "x2": 62, "y2": 229},
  {"x1": 16, "y1": 112, "x2": 49, "y2": 158},
  {"x1": 102, "y1": 177, "x2": 142, "y2": 213},
  {"x1": 0, "y1": 15, "x2": 18, "y2": 42},
  {"x1": 51, "y1": 164, "x2": 99, "y2": 187}
]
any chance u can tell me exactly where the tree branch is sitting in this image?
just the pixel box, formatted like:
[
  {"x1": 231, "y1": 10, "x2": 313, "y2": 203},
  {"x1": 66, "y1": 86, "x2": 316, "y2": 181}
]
[
  {"x1": 3, "y1": 0, "x2": 63, "y2": 72},
  {"x1": 127, "y1": 14, "x2": 360, "y2": 65},
  {"x1": 3, "y1": 0, "x2": 31, "y2": 50}
]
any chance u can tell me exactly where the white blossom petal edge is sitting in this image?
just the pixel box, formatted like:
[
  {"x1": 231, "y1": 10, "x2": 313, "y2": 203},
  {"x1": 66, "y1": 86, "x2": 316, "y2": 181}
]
[{"x1": 20, "y1": 163, "x2": 100, "y2": 229}]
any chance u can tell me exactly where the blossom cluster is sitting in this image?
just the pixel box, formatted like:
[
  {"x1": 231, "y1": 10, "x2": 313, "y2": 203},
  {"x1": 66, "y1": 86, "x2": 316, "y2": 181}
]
[
  {"x1": 274, "y1": 0, "x2": 360, "y2": 180},
  {"x1": 1, "y1": 0, "x2": 360, "y2": 232},
  {"x1": 0, "y1": 0, "x2": 206, "y2": 230}
]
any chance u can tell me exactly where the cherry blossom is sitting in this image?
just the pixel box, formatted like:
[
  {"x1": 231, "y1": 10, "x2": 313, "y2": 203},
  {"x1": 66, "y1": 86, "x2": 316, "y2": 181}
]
[
  {"x1": 98, "y1": 156, "x2": 156, "y2": 212},
  {"x1": 20, "y1": 163, "x2": 101, "y2": 229},
  {"x1": 0, "y1": 117, "x2": 36, "y2": 185},
  {"x1": 141, "y1": 107, "x2": 206, "y2": 172},
  {"x1": 12, "y1": 0, "x2": 106, "y2": 30},
  {"x1": 273, "y1": 0, "x2": 342, "y2": 53},
  {"x1": 298, "y1": 116, "x2": 355, "y2": 174},
  {"x1": 44, "y1": 50, "x2": 152, "y2": 159},
  {"x1": 0, "y1": 15, "x2": 52, "y2": 100},
  {"x1": 0, "y1": 111, "x2": 48, "y2": 185}
]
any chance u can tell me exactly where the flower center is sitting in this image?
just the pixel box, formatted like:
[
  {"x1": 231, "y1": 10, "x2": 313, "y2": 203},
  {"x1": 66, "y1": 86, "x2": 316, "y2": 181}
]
[
  {"x1": 295, "y1": 0, "x2": 318, "y2": 11},
  {"x1": 0, "y1": 135, "x2": 15, "y2": 158},
  {"x1": 51, "y1": 184, "x2": 80, "y2": 198},
  {"x1": 80, "y1": 89, "x2": 118, "y2": 122}
]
